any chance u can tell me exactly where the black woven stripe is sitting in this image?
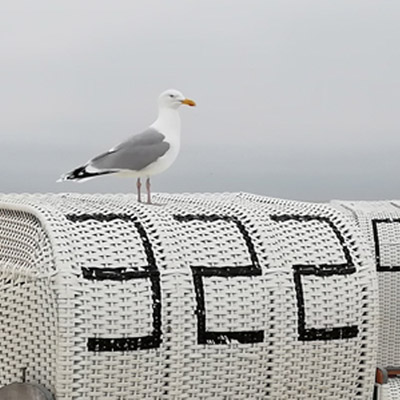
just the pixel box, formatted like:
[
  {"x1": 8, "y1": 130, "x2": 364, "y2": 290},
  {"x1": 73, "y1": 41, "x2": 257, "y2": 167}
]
[
  {"x1": 174, "y1": 213, "x2": 263, "y2": 345},
  {"x1": 66, "y1": 212, "x2": 162, "y2": 351},
  {"x1": 372, "y1": 218, "x2": 400, "y2": 271},
  {"x1": 271, "y1": 214, "x2": 358, "y2": 341}
]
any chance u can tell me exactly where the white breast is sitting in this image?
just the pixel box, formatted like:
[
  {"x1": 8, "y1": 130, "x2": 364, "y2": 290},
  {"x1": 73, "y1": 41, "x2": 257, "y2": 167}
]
[{"x1": 140, "y1": 107, "x2": 182, "y2": 177}]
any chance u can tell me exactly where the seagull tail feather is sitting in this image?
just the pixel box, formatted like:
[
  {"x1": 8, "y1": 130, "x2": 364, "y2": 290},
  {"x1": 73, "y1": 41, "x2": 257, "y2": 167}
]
[{"x1": 57, "y1": 165, "x2": 116, "y2": 183}]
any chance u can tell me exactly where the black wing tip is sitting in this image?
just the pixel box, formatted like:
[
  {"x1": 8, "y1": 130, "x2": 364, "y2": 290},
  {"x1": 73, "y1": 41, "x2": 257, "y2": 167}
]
[{"x1": 58, "y1": 166, "x2": 115, "y2": 182}]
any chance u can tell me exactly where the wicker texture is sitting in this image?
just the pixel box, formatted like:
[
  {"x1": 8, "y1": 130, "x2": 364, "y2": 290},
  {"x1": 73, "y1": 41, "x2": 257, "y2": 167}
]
[
  {"x1": 331, "y1": 200, "x2": 400, "y2": 368},
  {"x1": 384, "y1": 377, "x2": 400, "y2": 399},
  {"x1": 0, "y1": 193, "x2": 377, "y2": 400},
  {"x1": 0, "y1": 208, "x2": 57, "y2": 393},
  {"x1": 331, "y1": 201, "x2": 400, "y2": 400}
]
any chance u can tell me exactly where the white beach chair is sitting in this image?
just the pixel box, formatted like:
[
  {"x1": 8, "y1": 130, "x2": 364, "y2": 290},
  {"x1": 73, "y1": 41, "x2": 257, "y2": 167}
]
[{"x1": 0, "y1": 193, "x2": 376, "y2": 399}]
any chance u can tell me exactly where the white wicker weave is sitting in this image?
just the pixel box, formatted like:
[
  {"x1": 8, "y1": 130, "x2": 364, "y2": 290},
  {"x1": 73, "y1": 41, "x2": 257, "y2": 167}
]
[
  {"x1": 384, "y1": 377, "x2": 400, "y2": 400},
  {"x1": 331, "y1": 200, "x2": 400, "y2": 400},
  {"x1": 0, "y1": 193, "x2": 377, "y2": 399},
  {"x1": 331, "y1": 201, "x2": 400, "y2": 365}
]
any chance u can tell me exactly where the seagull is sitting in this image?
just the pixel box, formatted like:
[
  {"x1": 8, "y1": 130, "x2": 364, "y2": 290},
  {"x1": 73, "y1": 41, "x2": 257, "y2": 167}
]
[{"x1": 58, "y1": 89, "x2": 196, "y2": 204}]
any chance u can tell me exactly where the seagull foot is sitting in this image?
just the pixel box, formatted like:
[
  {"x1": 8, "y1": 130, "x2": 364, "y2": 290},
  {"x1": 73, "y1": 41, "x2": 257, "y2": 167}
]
[{"x1": 145, "y1": 201, "x2": 164, "y2": 207}]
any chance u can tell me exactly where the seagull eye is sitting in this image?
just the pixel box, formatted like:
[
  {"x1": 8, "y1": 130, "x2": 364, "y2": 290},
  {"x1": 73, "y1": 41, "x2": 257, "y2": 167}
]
[{"x1": 169, "y1": 94, "x2": 174, "y2": 98}]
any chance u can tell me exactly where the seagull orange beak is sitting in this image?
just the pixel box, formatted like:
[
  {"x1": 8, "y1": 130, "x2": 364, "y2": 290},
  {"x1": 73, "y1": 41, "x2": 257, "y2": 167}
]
[{"x1": 181, "y1": 98, "x2": 196, "y2": 107}]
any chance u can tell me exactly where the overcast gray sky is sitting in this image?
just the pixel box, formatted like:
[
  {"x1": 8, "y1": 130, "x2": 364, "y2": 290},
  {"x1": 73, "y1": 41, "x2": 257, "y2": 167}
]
[{"x1": 0, "y1": 0, "x2": 399, "y2": 201}]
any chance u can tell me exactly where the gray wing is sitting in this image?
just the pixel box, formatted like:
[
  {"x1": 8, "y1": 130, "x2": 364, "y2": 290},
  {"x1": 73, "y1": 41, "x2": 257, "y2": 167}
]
[{"x1": 90, "y1": 128, "x2": 170, "y2": 172}]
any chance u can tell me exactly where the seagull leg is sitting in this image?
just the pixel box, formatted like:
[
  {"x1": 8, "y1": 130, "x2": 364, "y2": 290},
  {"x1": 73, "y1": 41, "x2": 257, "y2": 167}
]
[
  {"x1": 136, "y1": 178, "x2": 142, "y2": 203},
  {"x1": 146, "y1": 177, "x2": 152, "y2": 204}
]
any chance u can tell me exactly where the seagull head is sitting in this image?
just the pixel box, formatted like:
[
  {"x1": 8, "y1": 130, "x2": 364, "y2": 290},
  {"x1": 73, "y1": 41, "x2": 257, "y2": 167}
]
[{"x1": 158, "y1": 89, "x2": 196, "y2": 110}]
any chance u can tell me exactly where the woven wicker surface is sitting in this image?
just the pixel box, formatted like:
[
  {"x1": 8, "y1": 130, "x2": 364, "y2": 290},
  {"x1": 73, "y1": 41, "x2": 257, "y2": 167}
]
[
  {"x1": 0, "y1": 193, "x2": 377, "y2": 399},
  {"x1": 331, "y1": 200, "x2": 400, "y2": 369},
  {"x1": 385, "y1": 377, "x2": 400, "y2": 399},
  {"x1": 0, "y1": 207, "x2": 57, "y2": 394}
]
